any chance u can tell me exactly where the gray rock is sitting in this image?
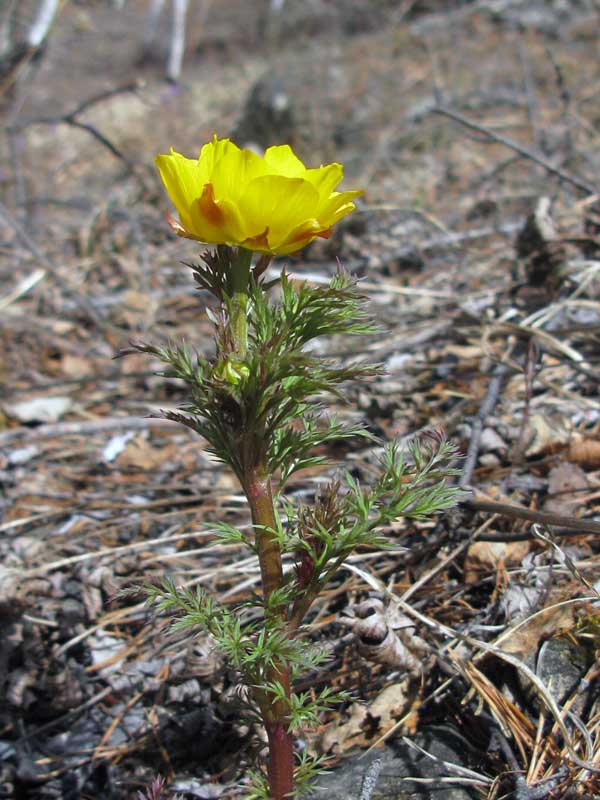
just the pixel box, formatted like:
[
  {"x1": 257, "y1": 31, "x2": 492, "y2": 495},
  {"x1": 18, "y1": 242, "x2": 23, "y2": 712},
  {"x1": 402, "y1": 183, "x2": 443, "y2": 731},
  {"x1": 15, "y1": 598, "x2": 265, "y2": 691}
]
[
  {"x1": 309, "y1": 726, "x2": 480, "y2": 799},
  {"x1": 168, "y1": 678, "x2": 202, "y2": 705},
  {"x1": 535, "y1": 637, "x2": 590, "y2": 710},
  {"x1": 513, "y1": 634, "x2": 592, "y2": 721},
  {"x1": 231, "y1": 56, "x2": 356, "y2": 164}
]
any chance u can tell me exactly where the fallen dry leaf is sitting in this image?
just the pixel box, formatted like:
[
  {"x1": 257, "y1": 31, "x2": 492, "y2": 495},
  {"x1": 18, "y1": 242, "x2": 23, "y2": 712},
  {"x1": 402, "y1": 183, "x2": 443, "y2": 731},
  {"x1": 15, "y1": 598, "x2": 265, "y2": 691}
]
[
  {"x1": 320, "y1": 680, "x2": 412, "y2": 754},
  {"x1": 497, "y1": 601, "x2": 577, "y2": 661},
  {"x1": 115, "y1": 435, "x2": 177, "y2": 471},
  {"x1": 524, "y1": 413, "x2": 571, "y2": 458},
  {"x1": 543, "y1": 462, "x2": 589, "y2": 516},
  {"x1": 61, "y1": 353, "x2": 95, "y2": 378},
  {"x1": 568, "y1": 434, "x2": 600, "y2": 469},
  {"x1": 340, "y1": 598, "x2": 430, "y2": 671},
  {"x1": 464, "y1": 540, "x2": 532, "y2": 584}
]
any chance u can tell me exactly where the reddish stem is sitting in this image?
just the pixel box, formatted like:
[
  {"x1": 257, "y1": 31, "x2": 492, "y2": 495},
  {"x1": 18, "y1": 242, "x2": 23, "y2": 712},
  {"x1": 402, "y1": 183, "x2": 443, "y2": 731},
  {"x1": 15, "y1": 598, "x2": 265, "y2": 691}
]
[
  {"x1": 246, "y1": 468, "x2": 285, "y2": 603},
  {"x1": 245, "y1": 467, "x2": 294, "y2": 800},
  {"x1": 265, "y1": 720, "x2": 294, "y2": 800}
]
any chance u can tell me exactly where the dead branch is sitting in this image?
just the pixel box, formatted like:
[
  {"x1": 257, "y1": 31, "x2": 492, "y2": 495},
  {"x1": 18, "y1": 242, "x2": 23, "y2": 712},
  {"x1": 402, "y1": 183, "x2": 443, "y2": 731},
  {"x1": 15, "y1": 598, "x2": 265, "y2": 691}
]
[
  {"x1": 465, "y1": 494, "x2": 600, "y2": 540},
  {"x1": 26, "y1": 0, "x2": 59, "y2": 49},
  {"x1": 8, "y1": 81, "x2": 140, "y2": 169},
  {"x1": 431, "y1": 106, "x2": 596, "y2": 197},
  {"x1": 459, "y1": 363, "x2": 511, "y2": 487}
]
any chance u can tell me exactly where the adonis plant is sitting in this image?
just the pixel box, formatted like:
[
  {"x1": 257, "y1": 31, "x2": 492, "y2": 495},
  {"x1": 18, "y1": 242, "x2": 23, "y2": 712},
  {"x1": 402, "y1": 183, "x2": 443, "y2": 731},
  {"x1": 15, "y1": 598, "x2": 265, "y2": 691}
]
[{"x1": 131, "y1": 137, "x2": 463, "y2": 799}]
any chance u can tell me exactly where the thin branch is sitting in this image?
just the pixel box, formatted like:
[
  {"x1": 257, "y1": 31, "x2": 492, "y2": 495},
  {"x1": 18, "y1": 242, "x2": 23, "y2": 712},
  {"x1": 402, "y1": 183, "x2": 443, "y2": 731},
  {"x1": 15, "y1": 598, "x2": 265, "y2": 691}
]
[
  {"x1": 459, "y1": 363, "x2": 511, "y2": 487},
  {"x1": 67, "y1": 118, "x2": 132, "y2": 165},
  {"x1": 8, "y1": 81, "x2": 140, "y2": 169},
  {"x1": 431, "y1": 106, "x2": 596, "y2": 196},
  {"x1": 26, "y1": 0, "x2": 59, "y2": 48},
  {"x1": 464, "y1": 494, "x2": 600, "y2": 540}
]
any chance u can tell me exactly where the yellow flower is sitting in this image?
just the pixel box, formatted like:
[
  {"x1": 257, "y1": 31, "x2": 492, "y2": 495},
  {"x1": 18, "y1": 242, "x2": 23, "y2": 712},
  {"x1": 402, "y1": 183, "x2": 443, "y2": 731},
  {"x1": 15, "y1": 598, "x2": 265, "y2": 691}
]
[{"x1": 155, "y1": 136, "x2": 363, "y2": 255}]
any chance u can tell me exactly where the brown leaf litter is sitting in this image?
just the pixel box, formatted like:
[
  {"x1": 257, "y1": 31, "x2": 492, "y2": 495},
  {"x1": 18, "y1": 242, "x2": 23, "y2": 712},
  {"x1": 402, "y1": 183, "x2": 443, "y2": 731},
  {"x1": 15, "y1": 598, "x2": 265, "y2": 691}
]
[{"x1": 1, "y1": 2, "x2": 600, "y2": 798}]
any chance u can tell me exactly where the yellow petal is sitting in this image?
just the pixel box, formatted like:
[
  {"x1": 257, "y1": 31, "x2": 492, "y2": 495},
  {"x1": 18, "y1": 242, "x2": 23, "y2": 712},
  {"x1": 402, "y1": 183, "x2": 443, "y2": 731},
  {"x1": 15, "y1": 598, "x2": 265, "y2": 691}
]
[
  {"x1": 196, "y1": 183, "x2": 224, "y2": 228},
  {"x1": 155, "y1": 150, "x2": 205, "y2": 231},
  {"x1": 303, "y1": 162, "x2": 344, "y2": 196},
  {"x1": 263, "y1": 145, "x2": 307, "y2": 177},
  {"x1": 239, "y1": 175, "x2": 320, "y2": 252},
  {"x1": 275, "y1": 219, "x2": 331, "y2": 255},
  {"x1": 209, "y1": 195, "x2": 246, "y2": 242},
  {"x1": 316, "y1": 189, "x2": 363, "y2": 226},
  {"x1": 188, "y1": 184, "x2": 245, "y2": 244},
  {"x1": 209, "y1": 144, "x2": 267, "y2": 205},
  {"x1": 196, "y1": 136, "x2": 239, "y2": 182},
  {"x1": 242, "y1": 227, "x2": 271, "y2": 253}
]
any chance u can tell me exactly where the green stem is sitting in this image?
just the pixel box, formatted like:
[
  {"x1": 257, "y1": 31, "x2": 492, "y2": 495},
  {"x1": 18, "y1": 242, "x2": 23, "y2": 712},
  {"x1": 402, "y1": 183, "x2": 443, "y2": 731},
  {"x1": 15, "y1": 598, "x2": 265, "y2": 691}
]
[
  {"x1": 229, "y1": 246, "x2": 294, "y2": 796},
  {"x1": 245, "y1": 466, "x2": 294, "y2": 800},
  {"x1": 230, "y1": 247, "x2": 252, "y2": 358}
]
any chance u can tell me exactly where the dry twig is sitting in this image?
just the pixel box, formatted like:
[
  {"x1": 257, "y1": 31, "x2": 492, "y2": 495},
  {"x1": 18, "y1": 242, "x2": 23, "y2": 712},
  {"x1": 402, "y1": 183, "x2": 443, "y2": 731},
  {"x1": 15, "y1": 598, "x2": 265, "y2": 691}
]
[{"x1": 432, "y1": 106, "x2": 596, "y2": 196}]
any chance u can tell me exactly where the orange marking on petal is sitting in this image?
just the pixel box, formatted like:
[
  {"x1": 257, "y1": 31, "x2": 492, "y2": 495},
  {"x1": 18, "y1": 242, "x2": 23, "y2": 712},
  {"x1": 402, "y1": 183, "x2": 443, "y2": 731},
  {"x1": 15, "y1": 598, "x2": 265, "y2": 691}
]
[
  {"x1": 243, "y1": 227, "x2": 270, "y2": 251},
  {"x1": 196, "y1": 183, "x2": 225, "y2": 227},
  {"x1": 286, "y1": 224, "x2": 329, "y2": 246},
  {"x1": 165, "y1": 211, "x2": 193, "y2": 238}
]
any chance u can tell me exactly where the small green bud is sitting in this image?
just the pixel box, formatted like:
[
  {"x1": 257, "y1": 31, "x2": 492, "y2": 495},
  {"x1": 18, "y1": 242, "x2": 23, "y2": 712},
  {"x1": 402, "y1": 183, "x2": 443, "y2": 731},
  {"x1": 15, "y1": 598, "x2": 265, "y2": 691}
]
[{"x1": 214, "y1": 357, "x2": 250, "y2": 385}]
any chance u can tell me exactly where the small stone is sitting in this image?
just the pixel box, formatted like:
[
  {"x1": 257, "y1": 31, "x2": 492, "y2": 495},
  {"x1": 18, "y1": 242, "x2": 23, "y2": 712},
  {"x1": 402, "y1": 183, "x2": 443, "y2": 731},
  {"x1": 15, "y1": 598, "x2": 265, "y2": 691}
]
[
  {"x1": 11, "y1": 536, "x2": 45, "y2": 563},
  {"x1": 168, "y1": 679, "x2": 201, "y2": 705},
  {"x1": 8, "y1": 446, "x2": 39, "y2": 465},
  {"x1": 479, "y1": 453, "x2": 501, "y2": 467},
  {"x1": 385, "y1": 353, "x2": 412, "y2": 372},
  {"x1": 60, "y1": 598, "x2": 85, "y2": 625},
  {"x1": 3, "y1": 396, "x2": 73, "y2": 424},
  {"x1": 480, "y1": 427, "x2": 507, "y2": 453},
  {"x1": 525, "y1": 637, "x2": 591, "y2": 715}
]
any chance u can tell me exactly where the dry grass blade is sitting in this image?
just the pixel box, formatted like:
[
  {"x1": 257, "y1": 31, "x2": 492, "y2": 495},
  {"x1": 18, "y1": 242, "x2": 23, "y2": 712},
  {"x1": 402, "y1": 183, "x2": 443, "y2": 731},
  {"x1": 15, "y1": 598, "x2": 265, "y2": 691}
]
[
  {"x1": 455, "y1": 658, "x2": 540, "y2": 765},
  {"x1": 344, "y1": 563, "x2": 600, "y2": 773}
]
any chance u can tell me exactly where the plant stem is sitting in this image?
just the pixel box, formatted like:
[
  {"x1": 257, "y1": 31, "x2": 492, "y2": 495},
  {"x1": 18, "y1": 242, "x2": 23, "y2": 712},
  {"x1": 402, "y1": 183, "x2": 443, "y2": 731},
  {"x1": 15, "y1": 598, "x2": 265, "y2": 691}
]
[
  {"x1": 245, "y1": 466, "x2": 294, "y2": 800},
  {"x1": 230, "y1": 247, "x2": 252, "y2": 358},
  {"x1": 246, "y1": 468, "x2": 284, "y2": 603},
  {"x1": 230, "y1": 247, "x2": 294, "y2": 797}
]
